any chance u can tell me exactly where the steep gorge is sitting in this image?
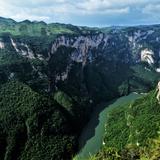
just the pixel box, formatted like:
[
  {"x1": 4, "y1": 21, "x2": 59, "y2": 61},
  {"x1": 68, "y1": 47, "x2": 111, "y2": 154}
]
[
  {"x1": 1, "y1": 28, "x2": 160, "y2": 95},
  {"x1": 1, "y1": 18, "x2": 160, "y2": 159}
]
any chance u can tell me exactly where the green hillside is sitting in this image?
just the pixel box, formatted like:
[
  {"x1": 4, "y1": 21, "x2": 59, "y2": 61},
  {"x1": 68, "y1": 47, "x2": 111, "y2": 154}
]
[
  {"x1": 0, "y1": 17, "x2": 74, "y2": 36},
  {"x1": 91, "y1": 90, "x2": 160, "y2": 160},
  {"x1": 1, "y1": 17, "x2": 160, "y2": 160},
  {"x1": 0, "y1": 81, "x2": 78, "y2": 160}
]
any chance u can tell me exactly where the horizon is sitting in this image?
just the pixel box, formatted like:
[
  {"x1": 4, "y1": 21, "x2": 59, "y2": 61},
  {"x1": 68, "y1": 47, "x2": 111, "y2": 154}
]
[
  {"x1": 1, "y1": 16, "x2": 160, "y2": 28},
  {"x1": 0, "y1": 0, "x2": 160, "y2": 27}
]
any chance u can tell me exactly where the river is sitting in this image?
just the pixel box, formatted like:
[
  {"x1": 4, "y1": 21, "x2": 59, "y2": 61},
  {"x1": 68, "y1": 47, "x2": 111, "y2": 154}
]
[{"x1": 74, "y1": 93, "x2": 142, "y2": 160}]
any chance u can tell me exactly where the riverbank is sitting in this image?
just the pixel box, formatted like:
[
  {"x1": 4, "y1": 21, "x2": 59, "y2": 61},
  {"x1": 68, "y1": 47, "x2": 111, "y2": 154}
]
[{"x1": 74, "y1": 93, "x2": 142, "y2": 160}]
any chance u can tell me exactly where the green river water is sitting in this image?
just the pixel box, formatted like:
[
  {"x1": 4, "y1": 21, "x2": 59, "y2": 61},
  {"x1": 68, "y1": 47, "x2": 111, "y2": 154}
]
[{"x1": 75, "y1": 93, "x2": 142, "y2": 160}]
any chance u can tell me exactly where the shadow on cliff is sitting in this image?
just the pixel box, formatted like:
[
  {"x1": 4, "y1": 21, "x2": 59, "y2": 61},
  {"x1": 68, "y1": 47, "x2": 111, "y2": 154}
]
[{"x1": 78, "y1": 99, "x2": 116, "y2": 150}]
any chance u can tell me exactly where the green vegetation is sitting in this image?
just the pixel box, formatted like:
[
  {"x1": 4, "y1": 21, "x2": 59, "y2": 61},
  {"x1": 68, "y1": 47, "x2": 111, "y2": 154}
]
[
  {"x1": 0, "y1": 17, "x2": 74, "y2": 36},
  {"x1": 54, "y1": 91, "x2": 73, "y2": 111},
  {"x1": 104, "y1": 90, "x2": 160, "y2": 149},
  {"x1": 74, "y1": 93, "x2": 141, "y2": 160},
  {"x1": 1, "y1": 17, "x2": 160, "y2": 160},
  {"x1": 0, "y1": 17, "x2": 99, "y2": 36},
  {"x1": 130, "y1": 64, "x2": 159, "y2": 93},
  {"x1": 0, "y1": 49, "x2": 48, "y2": 92},
  {"x1": 89, "y1": 137, "x2": 160, "y2": 160},
  {"x1": 0, "y1": 50, "x2": 32, "y2": 84},
  {"x1": 0, "y1": 81, "x2": 77, "y2": 160},
  {"x1": 90, "y1": 89, "x2": 160, "y2": 159}
]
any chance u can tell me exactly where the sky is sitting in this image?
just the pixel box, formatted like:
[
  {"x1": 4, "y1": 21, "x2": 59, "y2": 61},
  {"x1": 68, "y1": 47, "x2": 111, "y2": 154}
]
[{"x1": 0, "y1": 0, "x2": 160, "y2": 27}]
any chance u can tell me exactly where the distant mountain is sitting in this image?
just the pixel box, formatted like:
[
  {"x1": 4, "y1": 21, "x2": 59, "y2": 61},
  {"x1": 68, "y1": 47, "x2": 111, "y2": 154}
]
[
  {"x1": 0, "y1": 17, "x2": 101, "y2": 36},
  {"x1": 0, "y1": 17, "x2": 160, "y2": 159}
]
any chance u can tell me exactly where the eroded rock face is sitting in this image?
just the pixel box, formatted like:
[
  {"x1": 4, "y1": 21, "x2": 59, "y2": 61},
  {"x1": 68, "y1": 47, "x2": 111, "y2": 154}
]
[
  {"x1": 1, "y1": 25, "x2": 160, "y2": 97},
  {"x1": 10, "y1": 37, "x2": 19, "y2": 52},
  {"x1": 141, "y1": 49, "x2": 154, "y2": 65},
  {"x1": 51, "y1": 34, "x2": 105, "y2": 66},
  {"x1": 156, "y1": 81, "x2": 160, "y2": 103},
  {"x1": 0, "y1": 30, "x2": 159, "y2": 68},
  {"x1": 10, "y1": 38, "x2": 36, "y2": 59},
  {"x1": 0, "y1": 41, "x2": 5, "y2": 49},
  {"x1": 156, "y1": 68, "x2": 160, "y2": 73}
]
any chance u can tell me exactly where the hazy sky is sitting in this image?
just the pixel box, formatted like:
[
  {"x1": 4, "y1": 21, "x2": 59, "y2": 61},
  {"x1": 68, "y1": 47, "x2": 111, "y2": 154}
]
[{"x1": 0, "y1": 0, "x2": 160, "y2": 26}]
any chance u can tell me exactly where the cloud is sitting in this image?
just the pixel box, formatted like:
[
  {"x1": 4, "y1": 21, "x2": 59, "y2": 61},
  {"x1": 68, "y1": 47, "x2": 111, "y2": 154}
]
[
  {"x1": 0, "y1": 0, "x2": 160, "y2": 26},
  {"x1": 143, "y1": 4, "x2": 160, "y2": 14}
]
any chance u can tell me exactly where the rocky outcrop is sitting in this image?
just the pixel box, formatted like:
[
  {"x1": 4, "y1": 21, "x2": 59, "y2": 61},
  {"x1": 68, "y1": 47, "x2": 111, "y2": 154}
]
[
  {"x1": 1, "y1": 27, "x2": 160, "y2": 68},
  {"x1": 0, "y1": 41, "x2": 5, "y2": 49},
  {"x1": 10, "y1": 37, "x2": 36, "y2": 59},
  {"x1": 156, "y1": 81, "x2": 160, "y2": 103},
  {"x1": 0, "y1": 22, "x2": 160, "y2": 100},
  {"x1": 1, "y1": 25, "x2": 160, "y2": 92},
  {"x1": 49, "y1": 29, "x2": 160, "y2": 68},
  {"x1": 10, "y1": 37, "x2": 19, "y2": 52},
  {"x1": 141, "y1": 49, "x2": 154, "y2": 65},
  {"x1": 50, "y1": 34, "x2": 106, "y2": 66}
]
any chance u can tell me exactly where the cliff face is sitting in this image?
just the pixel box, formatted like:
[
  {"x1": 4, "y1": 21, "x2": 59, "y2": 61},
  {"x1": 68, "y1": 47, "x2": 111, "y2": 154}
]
[
  {"x1": 1, "y1": 28, "x2": 160, "y2": 65},
  {"x1": 0, "y1": 23, "x2": 160, "y2": 102},
  {"x1": 0, "y1": 32, "x2": 137, "y2": 64}
]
